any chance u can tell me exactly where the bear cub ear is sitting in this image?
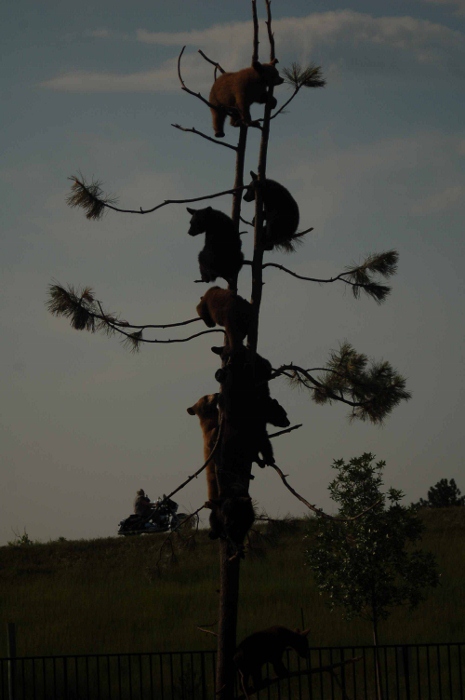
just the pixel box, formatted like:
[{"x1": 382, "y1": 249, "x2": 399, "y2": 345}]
[{"x1": 186, "y1": 207, "x2": 196, "y2": 215}]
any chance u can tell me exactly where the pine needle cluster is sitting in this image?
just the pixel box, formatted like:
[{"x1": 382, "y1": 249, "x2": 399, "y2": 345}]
[
  {"x1": 283, "y1": 62, "x2": 326, "y2": 90},
  {"x1": 46, "y1": 284, "x2": 143, "y2": 351},
  {"x1": 66, "y1": 175, "x2": 118, "y2": 220},
  {"x1": 275, "y1": 229, "x2": 308, "y2": 253},
  {"x1": 344, "y1": 250, "x2": 398, "y2": 303},
  {"x1": 285, "y1": 342, "x2": 411, "y2": 424}
]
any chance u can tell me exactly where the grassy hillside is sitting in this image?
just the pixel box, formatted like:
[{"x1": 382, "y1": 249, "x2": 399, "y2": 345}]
[{"x1": 1, "y1": 508, "x2": 464, "y2": 657}]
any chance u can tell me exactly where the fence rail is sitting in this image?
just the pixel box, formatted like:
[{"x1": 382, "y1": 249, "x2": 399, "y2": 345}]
[{"x1": 1, "y1": 643, "x2": 463, "y2": 700}]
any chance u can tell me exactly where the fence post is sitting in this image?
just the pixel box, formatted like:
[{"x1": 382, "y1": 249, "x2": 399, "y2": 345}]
[
  {"x1": 301, "y1": 608, "x2": 313, "y2": 699},
  {"x1": 402, "y1": 646, "x2": 411, "y2": 700},
  {"x1": 7, "y1": 623, "x2": 16, "y2": 700}
]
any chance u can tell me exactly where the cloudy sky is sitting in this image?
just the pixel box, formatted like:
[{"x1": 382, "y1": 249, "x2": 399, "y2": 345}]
[{"x1": 1, "y1": 0, "x2": 464, "y2": 544}]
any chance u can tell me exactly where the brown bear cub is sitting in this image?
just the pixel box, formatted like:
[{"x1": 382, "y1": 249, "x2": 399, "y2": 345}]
[
  {"x1": 243, "y1": 171, "x2": 302, "y2": 252},
  {"x1": 209, "y1": 59, "x2": 284, "y2": 138},
  {"x1": 196, "y1": 287, "x2": 252, "y2": 353},
  {"x1": 186, "y1": 206, "x2": 244, "y2": 289},
  {"x1": 234, "y1": 626, "x2": 310, "y2": 694},
  {"x1": 186, "y1": 393, "x2": 220, "y2": 502},
  {"x1": 187, "y1": 394, "x2": 255, "y2": 547}
]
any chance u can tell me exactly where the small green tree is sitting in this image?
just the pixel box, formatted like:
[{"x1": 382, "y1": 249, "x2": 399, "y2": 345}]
[
  {"x1": 306, "y1": 453, "x2": 439, "y2": 699},
  {"x1": 417, "y1": 478, "x2": 465, "y2": 508}
]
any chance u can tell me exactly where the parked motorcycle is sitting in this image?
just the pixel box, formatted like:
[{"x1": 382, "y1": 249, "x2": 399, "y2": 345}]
[{"x1": 118, "y1": 496, "x2": 188, "y2": 536}]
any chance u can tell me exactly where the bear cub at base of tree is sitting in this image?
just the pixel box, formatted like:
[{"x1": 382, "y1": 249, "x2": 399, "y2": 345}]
[
  {"x1": 243, "y1": 171, "x2": 303, "y2": 252},
  {"x1": 234, "y1": 626, "x2": 310, "y2": 694},
  {"x1": 196, "y1": 287, "x2": 252, "y2": 353},
  {"x1": 186, "y1": 206, "x2": 244, "y2": 289},
  {"x1": 209, "y1": 60, "x2": 284, "y2": 138}
]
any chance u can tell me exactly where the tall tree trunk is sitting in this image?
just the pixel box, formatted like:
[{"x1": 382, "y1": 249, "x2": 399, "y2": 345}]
[
  {"x1": 215, "y1": 123, "x2": 248, "y2": 700},
  {"x1": 372, "y1": 604, "x2": 384, "y2": 700},
  {"x1": 248, "y1": 96, "x2": 273, "y2": 354},
  {"x1": 216, "y1": 542, "x2": 241, "y2": 699}
]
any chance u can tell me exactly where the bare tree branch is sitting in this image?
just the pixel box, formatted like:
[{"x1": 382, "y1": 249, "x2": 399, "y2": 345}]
[
  {"x1": 260, "y1": 250, "x2": 399, "y2": 304},
  {"x1": 269, "y1": 463, "x2": 382, "y2": 522},
  {"x1": 268, "y1": 424, "x2": 303, "y2": 439},
  {"x1": 275, "y1": 364, "x2": 366, "y2": 409},
  {"x1": 154, "y1": 503, "x2": 209, "y2": 573},
  {"x1": 252, "y1": 0, "x2": 259, "y2": 64},
  {"x1": 235, "y1": 657, "x2": 361, "y2": 700},
  {"x1": 67, "y1": 175, "x2": 246, "y2": 218},
  {"x1": 265, "y1": 0, "x2": 276, "y2": 62},
  {"x1": 269, "y1": 87, "x2": 299, "y2": 121},
  {"x1": 177, "y1": 45, "x2": 216, "y2": 110},
  {"x1": 116, "y1": 323, "x2": 224, "y2": 351},
  {"x1": 156, "y1": 415, "x2": 224, "y2": 508},
  {"x1": 198, "y1": 49, "x2": 226, "y2": 75},
  {"x1": 154, "y1": 535, "x2": 177, "y2": 572},
  {"x1": 240, "y1": 215, "x2": 254, "y2": 227},
  {"x1": 46, "y1": 283, "x2": 224, "y2": 351},
  {"x1": 176, "y1": 505, "x2": 206, "y2": 530},
  {"x1": 172, "y1": 123, "x2": 237, "y2": 151},
  {"x1": 197, "y1": 625, "x2": 219, "y2": 637}
]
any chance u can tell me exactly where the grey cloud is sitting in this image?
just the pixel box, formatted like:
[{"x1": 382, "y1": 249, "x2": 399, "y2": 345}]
[{"x1": 43, "y1": 11, "x2": 465, "y2": 93}]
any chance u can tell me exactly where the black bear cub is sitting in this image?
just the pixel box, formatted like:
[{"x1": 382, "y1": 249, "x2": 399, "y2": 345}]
[
  {"x1": 243, "y1": 171, "x2": 302, "y2": 252},
  {"x1": 187, "y1": 207, "x2": 243, "y2": 289}
]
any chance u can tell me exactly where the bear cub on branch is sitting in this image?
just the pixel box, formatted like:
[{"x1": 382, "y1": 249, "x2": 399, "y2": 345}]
[
  {"x1": 234, "y1": 626, "x2": 310, "y2": 694},
  {"x1": 186, "y1": 393, "x2": 220, "y2": 503},
  {"x1": 243, "y1": 171, "x2": 302, "y2": 252},
  {"x1": 186, "y1": 206, "x2": 243, "y2": 289},
  {"x1": 209, "y1": 59, "x2": 284, "y2": 138},
  {"x1": 196, "y1": 287, "x2": 252, "y2": 353}
]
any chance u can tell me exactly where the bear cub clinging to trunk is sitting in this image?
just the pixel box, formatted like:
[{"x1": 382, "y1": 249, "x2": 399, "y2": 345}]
[
  {"x1": 186, "y1": 393, "x2": 220, "y2": 503},
  {"x1": 209, "y1": 59, "x2": 284, "y2": 138},
  {"x1": 243, "y1": 171, "x2": 303, "y2": 252}
]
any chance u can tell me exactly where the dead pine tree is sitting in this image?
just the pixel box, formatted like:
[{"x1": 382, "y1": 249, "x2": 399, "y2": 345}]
[{"x1": 47, "y1": 2, "x2": 412, "y2": 699}]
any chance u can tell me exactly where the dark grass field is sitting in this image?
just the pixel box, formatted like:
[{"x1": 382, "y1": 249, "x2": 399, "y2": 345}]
[{"x1": 1, "y1": 508, "x2": 464, "y2": 657}]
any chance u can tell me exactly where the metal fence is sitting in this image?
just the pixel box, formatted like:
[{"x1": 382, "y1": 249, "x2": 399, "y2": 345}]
[{"x1": 1, "y1": 643, "x2": 463, "y2": 700}]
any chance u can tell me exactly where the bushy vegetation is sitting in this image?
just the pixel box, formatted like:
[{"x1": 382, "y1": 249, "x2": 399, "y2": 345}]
[
  {"x1": 306, "y1": 455, "x2": 439, "y2": 644},
  {"x1": 1, "y1": 509, "x2": 464, "y2": 658},
  {"x1": 416, "y1": 478, "x2": 465, "y2": 508}
]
